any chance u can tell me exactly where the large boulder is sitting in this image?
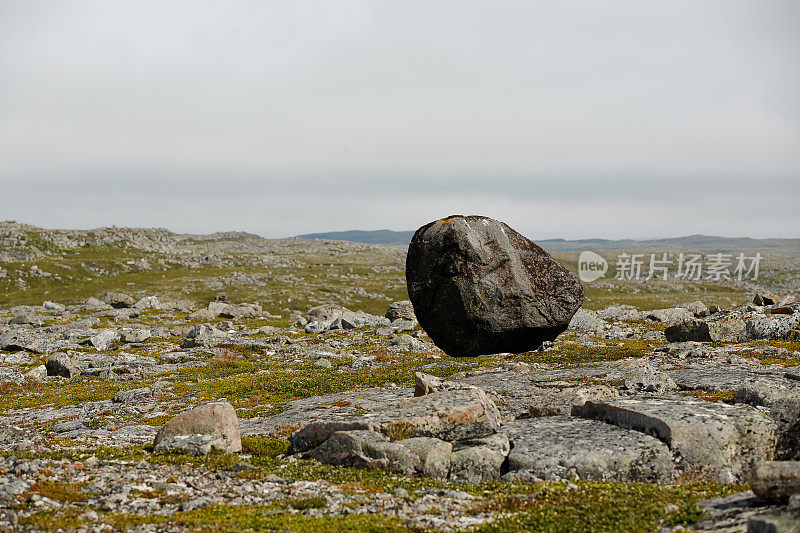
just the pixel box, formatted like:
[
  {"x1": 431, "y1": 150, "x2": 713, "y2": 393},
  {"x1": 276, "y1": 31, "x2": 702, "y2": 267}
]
[{"x1": 406, "y1": 215, "x2": 584, "y2": 356}]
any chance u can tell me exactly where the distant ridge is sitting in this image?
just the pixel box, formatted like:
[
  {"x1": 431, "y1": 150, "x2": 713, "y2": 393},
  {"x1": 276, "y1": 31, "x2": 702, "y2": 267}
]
[
  {"x1": 296, "y1": 229, "x2": 414, "y2": 245},
  {"x1": 295, "y1": 230, "x2": 800, "y2": 256}
]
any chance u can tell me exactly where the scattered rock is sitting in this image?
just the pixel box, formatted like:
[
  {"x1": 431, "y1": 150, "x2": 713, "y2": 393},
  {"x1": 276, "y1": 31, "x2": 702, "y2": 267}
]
[
  {"x1": 643, "y1": 307, "x2": 694, "y2": 324},
  {"x1": 754, "y1": 292, "x2": 782, "y2": 306},
  {"x1": 181, "y1": 324, "x2": 229, "y2": 348},
  {"x1": 153, "y1": 401, "x2": 241, "y2": 454},
  {"x1": 568, "y1": 308, "x2": 606, "y2": 333},
  {"x1": 749, "y1": 461, "x2": 800, "y2": 502},
  {"x1": 386, "y1": 300, "x2": 416, "y2": 321},
  {"x1": 87, "y1": 329, "x2": 120, "y2": 350},
  {"x1": 45, "y1": 352, "x2": 79, "y2": 378},
  {"x1": 120, "y1": 328, "x2": 152, "y2": 343},
  {"x1": 622, "y1": 364, "x2": 678, "y2": 393},
  {"x1": 100, "y1": 292, "x2": 135, "y2": 309}
]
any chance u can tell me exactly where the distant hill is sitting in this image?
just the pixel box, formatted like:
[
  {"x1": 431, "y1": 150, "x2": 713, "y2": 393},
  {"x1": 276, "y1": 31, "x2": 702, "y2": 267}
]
[
  {"x1": 296, "y1": 229, "x2": 414, "y2": 245},
  {"x1": 295, "y1": 229, "x2": 800, "y2": 256}
]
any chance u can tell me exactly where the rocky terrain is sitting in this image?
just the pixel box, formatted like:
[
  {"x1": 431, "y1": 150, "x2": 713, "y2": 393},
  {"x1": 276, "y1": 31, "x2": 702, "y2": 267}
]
[{"x1": 1, "y1": 221, "x2": 799, "y2": 532}]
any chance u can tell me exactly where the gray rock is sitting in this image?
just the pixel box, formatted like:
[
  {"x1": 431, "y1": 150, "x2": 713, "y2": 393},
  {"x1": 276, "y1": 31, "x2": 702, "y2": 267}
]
[
  {"x1": 744, "y1": 313, "x2": 800, "y2": 341},
  {"x1": 747, "y1": 512, "x2": 800, "y2": 533},
  {"x1": 306, "y1": 430, "x2": 420, "y2": 475},
  {"x1": 749, "y1": 461, "x2": 800, "y2": 502},
  {"x1": 597, "y1": 306, "x2": 640, "y2": 321},
  {"x1": 398, "y1": 437, "x2": 452, "y2": 480},
  {"x1": 100, "y1": 291, "x2": 135, "y2": 309},
  {"x1": 573, "y1": 396, "x2": 777, "y2": 482},
  {"x1": 42, "y1": 300, "x2": 66, "y2": 313},
  {"x1": 113, "y1": 387, "x2": 154, "y2": 403},
  {"x1": 153, "y1": 400, "x2": 241, "y2": 454},
  {"x1": 449, "y1": 433, "x2": 510, "y2": 483},
  {"x1": 622, "y1": 364, "x2": 678, "y2": 393},
  {"x1": 386, "y1": 300, "x2": 416, "y2": 321},
  {"x1": 568, "y1": 308, "x2": 606, "y2": 333},
  {"x1": 45, "y1": 352, "x2": 79, "y2": 378},
  {"x1": 87, "y1": 329, "x2": 120, "y2": 351},
  {"x1": 181, "y1": 324, "x2": 229, "y2": 348},
  {"x1": 154, "y1": 433, "x2": 228, "y2": 456},
  {"x1": 502, "y1": 417, "x2": 674, "y2": 482},
  {"x1": 10, "y1": 312, "x2": 45, "y2": 326},
  {"x1": 405, "y1": 215, "x2": 584, "y2": 356},
  {"x1": 643, "y1": 308, "x2": 694, "y2": 324},
  {"x1": 314, "y1": 358, "x2": 333, "y2": 368},
  {"x1": 120, "y1": 328, "x2": 152, "y2": 343}
]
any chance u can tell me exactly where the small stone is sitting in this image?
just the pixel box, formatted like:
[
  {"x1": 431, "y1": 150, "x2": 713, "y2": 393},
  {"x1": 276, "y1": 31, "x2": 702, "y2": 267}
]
[
  {"x1": 393, "y1": 487, "x2": 410, "y2": 499},
  {"x1": 45, "y1": 353, "x2": 79, "y2": 378},
  {"x1": 386, "y1": 301, "x2": 416, "y2": 322},
  {"x1": 100, "y1": 291, "x2": 135, "y2": 309},
  {"x1": 87, "y1": 329, "x2": 120, "y2": 351},
  {"x1": 120, "y1": 328, "x2": 152, "y2": 343},
  {"x1": 749, "y1": 461, "x2": 800, "y2": 502}
]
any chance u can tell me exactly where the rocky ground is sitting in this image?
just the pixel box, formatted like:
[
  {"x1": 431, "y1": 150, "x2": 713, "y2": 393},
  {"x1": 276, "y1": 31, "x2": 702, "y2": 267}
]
[{"x1": 1, "y1": 222, "x2": 799, "y2": 532}]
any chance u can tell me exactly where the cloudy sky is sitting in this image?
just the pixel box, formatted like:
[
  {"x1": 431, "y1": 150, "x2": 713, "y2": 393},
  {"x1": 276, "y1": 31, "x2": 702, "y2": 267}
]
[{"x1": 1, "y1": 1, "x2": 798, "y2": 239}]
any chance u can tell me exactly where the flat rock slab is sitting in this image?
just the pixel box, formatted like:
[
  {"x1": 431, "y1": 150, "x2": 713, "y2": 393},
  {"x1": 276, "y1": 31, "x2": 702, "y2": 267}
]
[
  {"x1": 501, "y1": 417, "x2": 674, "y2": 482},
  {"x1": 289, "y1": 387, "x2": 501, "y2": 453},
  {"x1": 668, "y1": 365, "x2": 800, "y2": 406},
  {"x1": 452, "y1": 367, "x2": 621, "y2": 418},
  {"x1": 240, "y1": 387, "x2": 413, "y2": 436},
  {"x1": 573, "y1": 396, "x2": 777, "y2": 482}
]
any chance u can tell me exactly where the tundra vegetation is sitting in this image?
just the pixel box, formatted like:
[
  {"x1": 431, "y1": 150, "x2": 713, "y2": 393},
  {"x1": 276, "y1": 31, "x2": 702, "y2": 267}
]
[{"x1": 0, "y1": 221, "x2": 799, "y2": 532}]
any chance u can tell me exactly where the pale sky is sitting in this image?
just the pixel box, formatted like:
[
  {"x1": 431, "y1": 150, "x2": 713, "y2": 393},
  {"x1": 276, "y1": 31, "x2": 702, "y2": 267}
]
[{"x1": 1, "y1": 1, "x2": 798, "y2": 239}]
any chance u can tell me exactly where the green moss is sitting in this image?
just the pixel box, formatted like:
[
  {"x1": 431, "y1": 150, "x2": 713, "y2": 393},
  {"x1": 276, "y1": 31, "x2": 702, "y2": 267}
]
[
  {"x1": 28, "y1": 480, "x2": 89, "y2": 502},
  {"x1": 241, "y1": 436, "x2": 289, "y2": 458},
  {"x1": 283, "y1": 496, "x2": 327, "y2": 510},
  {"x1": 468, "y1": 481, "x2": 742, "y2": 533},
  {"x1": 174, "y1": 505, "x2": 409, "y2": 532}
]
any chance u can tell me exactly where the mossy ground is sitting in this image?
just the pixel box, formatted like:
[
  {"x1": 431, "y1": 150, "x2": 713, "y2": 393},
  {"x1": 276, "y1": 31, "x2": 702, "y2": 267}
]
[
  {"x1": 10, "y1": 439, "x2": 744, "y2": 532},
  {"x1": 1, "y1": 237, "x2": 796, "y2": 531}
]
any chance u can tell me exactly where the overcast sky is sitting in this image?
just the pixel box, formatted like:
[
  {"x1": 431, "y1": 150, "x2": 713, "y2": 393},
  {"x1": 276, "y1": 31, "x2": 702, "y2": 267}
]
[{"x1": 1, "y1": 1, "x2": 798, "y2": 239}]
